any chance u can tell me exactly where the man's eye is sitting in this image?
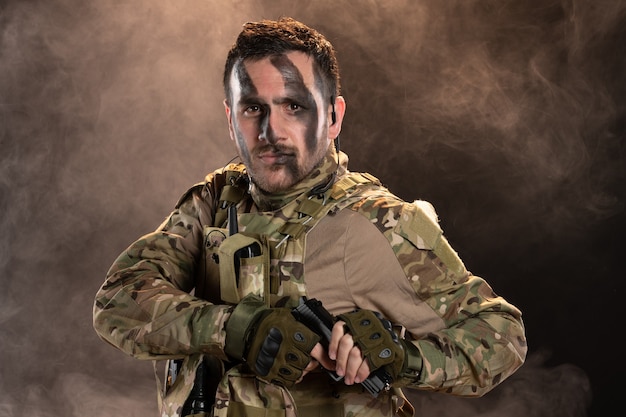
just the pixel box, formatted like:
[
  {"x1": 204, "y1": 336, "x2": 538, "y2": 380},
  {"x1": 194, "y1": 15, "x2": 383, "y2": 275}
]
[
  {"x1": 287, "y1": 103, "x2": 303, "y2": 113},
  {"x1": 243, "y1": 105, "x2": 262, "y2": 116}
]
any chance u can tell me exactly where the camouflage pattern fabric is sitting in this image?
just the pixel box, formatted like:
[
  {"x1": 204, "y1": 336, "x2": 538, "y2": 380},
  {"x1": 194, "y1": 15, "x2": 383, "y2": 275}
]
[
  {"x1": 212, "y1": 367, "x2": 413, "y2": 417},
  {"x1": 93, "y1": 147, "x2": 526, "y2": 416}
]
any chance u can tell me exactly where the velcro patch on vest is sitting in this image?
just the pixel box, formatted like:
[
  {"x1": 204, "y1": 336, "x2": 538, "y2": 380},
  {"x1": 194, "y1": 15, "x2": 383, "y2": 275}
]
[
  {"x1": 395, "y1": 200, "x2": 466, "y2": 278},
  {"x1": 395, "y1": 200, "x2": 441, "y2": 250}
]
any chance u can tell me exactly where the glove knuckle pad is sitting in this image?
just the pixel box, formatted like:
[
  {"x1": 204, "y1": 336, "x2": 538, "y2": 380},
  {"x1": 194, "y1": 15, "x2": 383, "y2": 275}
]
[
  {"x1": 338, "y1": 309, "x2": 404, "y2": 374},
  {"x1": 247, "y1": 308, "x2": 320, "y2": 387}
]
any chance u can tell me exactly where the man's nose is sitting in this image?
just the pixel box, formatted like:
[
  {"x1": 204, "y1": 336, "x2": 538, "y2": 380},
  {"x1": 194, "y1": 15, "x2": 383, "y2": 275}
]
[{"x1": 258, "y1": 110, "x2": 283, "y2": 144}]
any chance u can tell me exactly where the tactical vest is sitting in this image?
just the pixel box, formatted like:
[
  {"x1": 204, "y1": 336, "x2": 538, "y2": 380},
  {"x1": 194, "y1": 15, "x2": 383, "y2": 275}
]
[
  {"x1": 158, "y1": 164, "x2": 457, "y2": 416},
  {"x1": 202, "y1": 165, "x2": 381, "y2": 310},
  {"x1": 158, "y1": 166, "x2": 409, "y2": 417}
]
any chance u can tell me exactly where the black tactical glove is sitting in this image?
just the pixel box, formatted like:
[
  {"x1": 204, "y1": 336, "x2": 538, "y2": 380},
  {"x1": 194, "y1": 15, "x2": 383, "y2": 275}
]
[
  {"x1": 225, "y1": 295, "x2": 321, "y2": 388},
  {"x1": 337, "y1": 309, "x2": 422, "y2": 384}
]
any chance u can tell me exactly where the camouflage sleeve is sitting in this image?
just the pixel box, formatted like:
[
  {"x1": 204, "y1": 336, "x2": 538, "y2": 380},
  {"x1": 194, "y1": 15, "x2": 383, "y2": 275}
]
[
  {"x1": 92, "y1": 178, "x2": 231, "y2": 361},
  {"x1": 353, "y1": 196, "x2": 527, "y2": 396}
]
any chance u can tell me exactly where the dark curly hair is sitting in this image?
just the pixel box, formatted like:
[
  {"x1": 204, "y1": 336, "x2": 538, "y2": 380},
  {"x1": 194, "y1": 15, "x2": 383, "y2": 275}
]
[{"x1": 223, "y1": 17, "x2": 341, "y2": 104}]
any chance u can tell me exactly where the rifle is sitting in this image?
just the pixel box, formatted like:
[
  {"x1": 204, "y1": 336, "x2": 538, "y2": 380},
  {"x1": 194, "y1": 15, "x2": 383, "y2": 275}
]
[{"x1": 291, "y1": 297, "x2": 393, "y2": 397}]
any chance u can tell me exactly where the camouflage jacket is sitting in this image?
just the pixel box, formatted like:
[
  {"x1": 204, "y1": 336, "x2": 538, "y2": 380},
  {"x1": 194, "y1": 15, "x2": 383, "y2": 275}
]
[{"x1": 93, "y1": 147, "x2": 527, "y2": 416}]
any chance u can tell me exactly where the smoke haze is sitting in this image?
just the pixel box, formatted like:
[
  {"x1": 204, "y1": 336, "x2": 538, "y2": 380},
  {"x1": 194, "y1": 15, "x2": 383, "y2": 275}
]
[{"x1": 1, "y1": 1, "x2": 623, "y2": 416}]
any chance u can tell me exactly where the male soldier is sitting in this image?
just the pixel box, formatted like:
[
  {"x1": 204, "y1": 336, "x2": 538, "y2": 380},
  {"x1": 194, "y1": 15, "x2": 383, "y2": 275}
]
[{"x1": 93, "y1": 17, "x2": 527, "y2": 417}]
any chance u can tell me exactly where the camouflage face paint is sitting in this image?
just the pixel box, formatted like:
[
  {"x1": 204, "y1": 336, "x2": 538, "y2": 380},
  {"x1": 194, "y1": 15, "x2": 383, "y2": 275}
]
[
  {"x1": 228, "y1": 52, "x2": 331, "y2": 193},
  {"x1": 269, "y1": 54, "x2": 319, "y2": 153},
  {"x1": 231, "y1": 62, "x2": 256, "y2": 166}
]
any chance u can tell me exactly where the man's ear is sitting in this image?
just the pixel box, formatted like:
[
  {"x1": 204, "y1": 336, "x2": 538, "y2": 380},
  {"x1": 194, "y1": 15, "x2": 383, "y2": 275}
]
[
  {"x1": 224, "y1": 99, "x2": 235, "y2": 141},
  {"x1": 328, "y1": 95, "x2": 346, "y2": 140}
]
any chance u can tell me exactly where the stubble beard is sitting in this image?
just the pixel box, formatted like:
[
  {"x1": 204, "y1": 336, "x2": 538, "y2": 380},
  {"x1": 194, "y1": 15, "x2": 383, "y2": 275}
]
[{"x1": 242, "y1": 141, "x2": 327, "y2": 194}]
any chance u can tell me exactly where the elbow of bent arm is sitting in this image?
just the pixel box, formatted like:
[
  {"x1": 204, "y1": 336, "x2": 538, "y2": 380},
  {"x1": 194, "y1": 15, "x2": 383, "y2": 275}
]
[
  {"x1": 92, "y1": 300, "x2": 145, "y2": 359},
  {"x1": 476, "y1": 315, "x2": 528, "y2": 395},
  {"x1": 441, "y1": 313, "x2": 528, "y2": 397},
  {"x1": 500, "y1": 316, "x2": 528, "y2": 376},
  {"x1": 92, "y1": 280, "x2": 156, "y2": 359}
]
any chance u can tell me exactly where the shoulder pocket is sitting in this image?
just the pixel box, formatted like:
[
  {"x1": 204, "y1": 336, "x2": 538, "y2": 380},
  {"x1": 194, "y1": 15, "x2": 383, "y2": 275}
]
[
  {"x1": 395, "y1": 201, "x2": 467, "y2": 278},
  {"x1": 395, "y1": 200, "x2": 441, "y2": 250}
]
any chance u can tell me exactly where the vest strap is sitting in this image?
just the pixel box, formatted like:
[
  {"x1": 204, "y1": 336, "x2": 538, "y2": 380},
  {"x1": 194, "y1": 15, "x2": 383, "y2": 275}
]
[
  {"x1": 276, "y1": 172, "x2": 379, "y2": 245},
  {"x1": 330, "y1": 172, "x2": 380, "y2": 200}
]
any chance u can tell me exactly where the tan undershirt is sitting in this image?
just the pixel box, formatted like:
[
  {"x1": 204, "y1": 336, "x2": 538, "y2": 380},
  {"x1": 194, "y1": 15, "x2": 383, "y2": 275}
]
[{"x1": 303, "y1": 208, "x2": 444, "y2": 338}]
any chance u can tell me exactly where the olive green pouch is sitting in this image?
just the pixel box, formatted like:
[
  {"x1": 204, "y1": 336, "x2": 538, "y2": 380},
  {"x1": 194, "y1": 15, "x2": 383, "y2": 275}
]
[{"x1": 218, "y1": 233, "x2": 270, "y2": 305}]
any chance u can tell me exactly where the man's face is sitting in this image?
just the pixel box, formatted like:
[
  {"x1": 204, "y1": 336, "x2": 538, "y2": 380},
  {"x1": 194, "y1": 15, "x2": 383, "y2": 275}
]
[{"x1": 224, "y1": 51, "x2": 333, "y2": 193}]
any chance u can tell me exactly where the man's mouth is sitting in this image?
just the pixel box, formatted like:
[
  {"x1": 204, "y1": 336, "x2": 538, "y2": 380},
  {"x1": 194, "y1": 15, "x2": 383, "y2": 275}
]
[{"x1": 257, "y1": 148, "x2": 295, "y2": 165}]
